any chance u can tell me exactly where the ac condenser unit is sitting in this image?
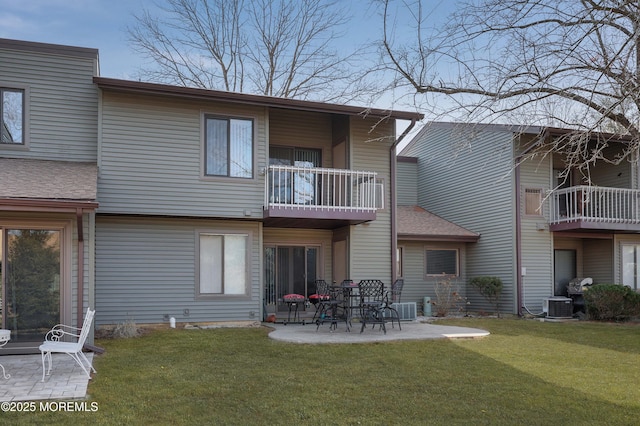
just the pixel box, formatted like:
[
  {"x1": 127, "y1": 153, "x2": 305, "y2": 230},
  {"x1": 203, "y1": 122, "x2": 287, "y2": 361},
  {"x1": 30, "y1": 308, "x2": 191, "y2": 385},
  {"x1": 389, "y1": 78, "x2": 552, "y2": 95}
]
[
  {"x1": 388, "y1": 302, "x2": 417, "y2": 321},
  {"x1": 543, "y1": 297, "x2": 573, "y2": 319}
]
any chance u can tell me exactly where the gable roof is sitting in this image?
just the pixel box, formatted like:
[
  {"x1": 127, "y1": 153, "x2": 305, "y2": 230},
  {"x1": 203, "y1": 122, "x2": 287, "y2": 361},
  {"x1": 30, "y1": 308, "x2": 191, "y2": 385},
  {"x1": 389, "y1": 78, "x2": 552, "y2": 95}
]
[
  {"x1": 93, "y1": 77, "x2": 424, "y2": 121},
  {"x1": 397, "y1": 205, "x2": 479, "y2": 242}
]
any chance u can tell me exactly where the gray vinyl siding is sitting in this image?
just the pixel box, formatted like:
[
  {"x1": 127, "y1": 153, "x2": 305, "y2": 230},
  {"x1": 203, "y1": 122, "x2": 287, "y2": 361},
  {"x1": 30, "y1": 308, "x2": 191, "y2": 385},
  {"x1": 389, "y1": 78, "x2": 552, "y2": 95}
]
[
  {"x1": 0, "y1": 44, "x2": 98, "y2": 161},
  {"x1": 95, "y1": 216, "x2": 261, "y2": 326},
  {"x1": 583, "y1": 239, "x2": 614, "y2": 284},
  {"x1": 590, "y1": 144, "x2": 632, "y2": 188},
  {"x1": 519, "y1": 155, "x2": 554, "y2": 311},
  {"x1": 97, "y1": 91, "x2": 267, "y2": 217},
  {"x1": 349, "y1": 116, "x2": 394, "y2": 283},
  {"x1": 269, "y1": 108, "x2": 333, "y2": 168},
  {"x1": 263, "y1": 228, "x2": 333, "y2": 281},
  {"x1": 403, "y1": 124, "x2": 517, "y2": 313},
  {"x1": 399, "y1": 240, "x2": 468, "y2": 315},
  {"x1": 397, "y1": 159, "x2": 418, "y2": 206}
]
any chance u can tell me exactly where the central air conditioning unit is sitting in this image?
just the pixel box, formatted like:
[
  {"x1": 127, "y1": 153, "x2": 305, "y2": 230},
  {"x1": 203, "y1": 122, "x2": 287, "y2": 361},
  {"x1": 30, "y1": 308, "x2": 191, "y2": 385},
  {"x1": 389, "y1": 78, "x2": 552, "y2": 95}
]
[
  {"x1": 388, "y1": 302, "x2": 417, "y2": 321},
  {"x1": 543, "y1": 297, "x2": 573, "y2": 319}
]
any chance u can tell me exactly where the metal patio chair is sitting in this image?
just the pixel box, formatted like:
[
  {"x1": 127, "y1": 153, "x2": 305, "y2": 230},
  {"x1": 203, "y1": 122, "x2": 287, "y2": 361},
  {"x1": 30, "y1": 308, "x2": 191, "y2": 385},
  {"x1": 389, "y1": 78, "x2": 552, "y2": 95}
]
[
  {"x1": 39, "y1": 307, "x2": 96, "y2": 382},
  {"x1": 358, "y1": 280, "x2": 386, "y2": 334},
  {"x1": 315, "y1": 280, "x2": 347, "y2": 331},
  {"x1": 382, "y1": 278, "x2": 404, "y2": 330}
]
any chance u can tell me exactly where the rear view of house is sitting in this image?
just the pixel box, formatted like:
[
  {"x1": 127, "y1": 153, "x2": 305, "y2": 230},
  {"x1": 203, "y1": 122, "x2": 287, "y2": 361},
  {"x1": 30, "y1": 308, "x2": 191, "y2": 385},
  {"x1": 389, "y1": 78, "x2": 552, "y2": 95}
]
[
  {"x1": 93, "y1": 78, "x2": 422, "y2": 326},
  {"x1": 1, "y1": 37, "x2": 423, "y2": 336}
]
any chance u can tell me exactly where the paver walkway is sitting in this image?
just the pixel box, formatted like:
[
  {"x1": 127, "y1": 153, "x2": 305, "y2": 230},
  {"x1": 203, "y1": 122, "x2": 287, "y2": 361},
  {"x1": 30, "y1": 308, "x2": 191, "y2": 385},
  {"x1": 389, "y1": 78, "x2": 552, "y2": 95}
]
[{"x1": 0, "y1": 353, "x2": 93, "y2": 402}]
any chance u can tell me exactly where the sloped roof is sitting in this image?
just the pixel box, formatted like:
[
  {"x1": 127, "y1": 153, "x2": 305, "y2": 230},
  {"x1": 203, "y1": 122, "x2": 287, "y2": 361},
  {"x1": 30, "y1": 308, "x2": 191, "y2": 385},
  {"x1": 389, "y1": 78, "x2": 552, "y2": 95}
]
[
  {"x1": 0, "y1": 158, "x2": 97, "y2": 200},
  {"x1": 94, "y1": 77, "x2": 424, "y2": 121},
  {"x1": 397, "y1": 205, "x2": 479, "y2": 242}
]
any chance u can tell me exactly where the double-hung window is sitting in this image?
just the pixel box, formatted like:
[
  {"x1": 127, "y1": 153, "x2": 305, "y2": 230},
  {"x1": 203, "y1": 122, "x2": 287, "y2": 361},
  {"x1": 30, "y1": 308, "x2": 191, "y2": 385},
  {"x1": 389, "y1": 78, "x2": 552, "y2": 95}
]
[
  {"x1": 1, "y1": 88, "x2": 24, "y2": 144},
  {"x1": 204, "y1": 116, "x2": 253, "y2": 178},
  {"x1": 198, "y1": 233, "x2": 248, "y2": 296}
]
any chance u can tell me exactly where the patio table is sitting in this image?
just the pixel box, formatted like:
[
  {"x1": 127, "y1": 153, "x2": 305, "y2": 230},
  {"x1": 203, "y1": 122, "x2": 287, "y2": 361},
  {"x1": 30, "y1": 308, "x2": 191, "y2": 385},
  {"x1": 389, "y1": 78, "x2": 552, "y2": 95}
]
[{"x1": 0, "y1": 329, "x2": 10, "y2": 379}]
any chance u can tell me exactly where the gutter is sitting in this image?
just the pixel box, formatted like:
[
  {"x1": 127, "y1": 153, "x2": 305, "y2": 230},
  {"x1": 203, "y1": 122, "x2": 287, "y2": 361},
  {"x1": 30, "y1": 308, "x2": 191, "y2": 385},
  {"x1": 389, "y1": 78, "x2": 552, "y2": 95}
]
[{"x1": 390, "y1": 118, "x2": 419, "y2": 280}]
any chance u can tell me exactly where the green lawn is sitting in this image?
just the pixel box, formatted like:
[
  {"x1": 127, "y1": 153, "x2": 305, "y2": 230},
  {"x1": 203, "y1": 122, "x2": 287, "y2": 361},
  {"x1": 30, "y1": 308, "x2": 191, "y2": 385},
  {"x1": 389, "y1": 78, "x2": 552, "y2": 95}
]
[{"x1": 6, "y1": 318, "x2": 640, "y2": 425}]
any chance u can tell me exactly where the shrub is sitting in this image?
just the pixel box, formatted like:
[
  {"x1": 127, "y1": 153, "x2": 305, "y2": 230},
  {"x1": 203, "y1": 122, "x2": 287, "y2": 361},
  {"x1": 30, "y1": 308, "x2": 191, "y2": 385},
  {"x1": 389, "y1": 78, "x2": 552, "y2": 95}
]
[
  {"x1": 583, "y1": 284, "x2": 640, "y2": 322},
  {"x1": 469, "y1": 276, "x2": 503, "y2": 317},
  {"x1": 431, "y1": 275, "x2": 464, "y2": 317},
  {"x1": 111, "y1": 318, "x2": 142, "y2": 338}
]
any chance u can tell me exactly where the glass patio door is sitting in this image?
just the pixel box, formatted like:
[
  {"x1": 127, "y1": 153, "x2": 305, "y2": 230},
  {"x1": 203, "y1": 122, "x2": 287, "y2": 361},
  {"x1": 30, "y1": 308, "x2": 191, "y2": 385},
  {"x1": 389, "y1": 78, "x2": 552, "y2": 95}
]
[
  {"x1": 269, "y1": 147, "x2": 321, "y2": 205},
  {"x1": 264, "y1": 246, "x2": 318, "y2": 312},
  {"x1": 554, "y1": 249, "x2": 576, "y2": 296},
  {"x1": 1, "y1": 229, "x2": 61, "y2": 348}
]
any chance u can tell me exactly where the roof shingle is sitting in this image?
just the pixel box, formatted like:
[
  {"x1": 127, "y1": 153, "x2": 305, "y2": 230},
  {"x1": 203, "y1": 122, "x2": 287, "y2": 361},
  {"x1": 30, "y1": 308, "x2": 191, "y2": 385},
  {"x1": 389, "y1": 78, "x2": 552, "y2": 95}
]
[
  {"x1": 397, "y1": 205, "x2": 479, "y2": 242},
  {"x1": 0, "y1": 158, "x2": 97, "y2": 200}
]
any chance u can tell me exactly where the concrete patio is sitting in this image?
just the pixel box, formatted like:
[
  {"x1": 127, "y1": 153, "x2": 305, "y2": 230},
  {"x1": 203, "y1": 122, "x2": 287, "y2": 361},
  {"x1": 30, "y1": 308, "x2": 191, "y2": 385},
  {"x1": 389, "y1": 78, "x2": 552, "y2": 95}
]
[
  {"x1": 0, "y1": 353, "x2": 94, "y2": 402},
  {"x1": 268, "y1": 317, "x2": 490, "y2": 344}
]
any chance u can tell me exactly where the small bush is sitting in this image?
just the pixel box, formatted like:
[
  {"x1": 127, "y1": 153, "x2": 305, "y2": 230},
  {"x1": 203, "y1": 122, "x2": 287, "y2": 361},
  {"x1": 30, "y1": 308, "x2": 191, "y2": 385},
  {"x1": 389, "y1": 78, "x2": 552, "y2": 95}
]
[
  {"x1": 111, "y1": 318, "x2": 142, "y2": 338},
  {"x1": 431, "y1": 275, "x2": 464, "y2": 317},
  {"x1": 469, "y1": 276, "x2": 503, "y2": 317},
  {"x1": 583, "y1": 284, "x2": 640, "y2": 322}
]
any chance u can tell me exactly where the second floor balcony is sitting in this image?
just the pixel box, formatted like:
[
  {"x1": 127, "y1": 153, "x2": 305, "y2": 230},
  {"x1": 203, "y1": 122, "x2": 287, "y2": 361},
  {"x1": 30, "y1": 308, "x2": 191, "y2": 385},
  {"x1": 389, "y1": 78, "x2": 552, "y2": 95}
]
[
  {"x1": 263, "y1": 165, "x2": 382, "y2": 228},
  {"x1": 549, "y1": 185, "x2": 640, "y2": 231}
]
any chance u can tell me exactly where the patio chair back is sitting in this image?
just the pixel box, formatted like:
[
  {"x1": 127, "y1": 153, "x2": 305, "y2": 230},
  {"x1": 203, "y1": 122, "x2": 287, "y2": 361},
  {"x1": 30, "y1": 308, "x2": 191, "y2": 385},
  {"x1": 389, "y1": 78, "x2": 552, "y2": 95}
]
[
  {"x1": 357, "y1": 280, "x2": 386, "y2": 334},
  {"x1": 390, "y1": 278, "x2": 404, "y2": 304}
]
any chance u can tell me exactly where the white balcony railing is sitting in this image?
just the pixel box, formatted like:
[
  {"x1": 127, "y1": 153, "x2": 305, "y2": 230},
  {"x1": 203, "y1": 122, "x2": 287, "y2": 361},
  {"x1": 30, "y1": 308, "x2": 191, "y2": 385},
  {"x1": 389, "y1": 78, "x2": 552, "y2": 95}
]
[
  {"x1": 550, "y1": 185, "x2": 640, "y2": 224},
  {"x1": 265, "y1": 165, "x2": 380, "y2": 212}
]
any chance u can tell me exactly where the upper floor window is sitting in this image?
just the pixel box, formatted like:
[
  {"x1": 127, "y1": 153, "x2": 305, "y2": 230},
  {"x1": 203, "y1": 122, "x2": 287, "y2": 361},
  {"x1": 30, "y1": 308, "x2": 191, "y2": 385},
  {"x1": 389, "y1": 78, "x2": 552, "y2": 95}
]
[
  {"x1": 1, "y1": 88, "x2": 24, "y2": 144},
  {"x1": 204, "y1": 116, "x2": 253, "y2": 178},
  {"x1": 524, "y1": 188, "x2": 543, "y2": 216}
]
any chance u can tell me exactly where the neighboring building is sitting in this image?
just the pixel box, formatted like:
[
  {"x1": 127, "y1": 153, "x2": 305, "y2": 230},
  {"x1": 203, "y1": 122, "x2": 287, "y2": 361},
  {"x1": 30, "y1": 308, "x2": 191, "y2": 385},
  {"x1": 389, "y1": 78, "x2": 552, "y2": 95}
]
[
  {"x1": 401, "y1": 121, "x2": 640, "y2": 315},
  {"x1": 0, "y1": 38, "x2": 423, "y2": 351},
  {"x1": 395, "y1": 156, "x2": 479, "y2": 315},
  {"x1": 0, "y1": 39, "x2": 99, "y2": 353}
]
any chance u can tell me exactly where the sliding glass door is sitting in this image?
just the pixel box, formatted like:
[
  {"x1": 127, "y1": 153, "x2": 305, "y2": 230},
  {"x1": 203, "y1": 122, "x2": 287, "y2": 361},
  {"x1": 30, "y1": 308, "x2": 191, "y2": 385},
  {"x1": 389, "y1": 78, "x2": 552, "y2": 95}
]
[
  {"x1": 264, "y1": 245, "x2": 318, "y2": 312},
  {"x1": 1, "y1": 228, "x2": 61, "y2": 348},
  {"x1": 269, "y1": 147, "x2": 321, "y2": 205}
]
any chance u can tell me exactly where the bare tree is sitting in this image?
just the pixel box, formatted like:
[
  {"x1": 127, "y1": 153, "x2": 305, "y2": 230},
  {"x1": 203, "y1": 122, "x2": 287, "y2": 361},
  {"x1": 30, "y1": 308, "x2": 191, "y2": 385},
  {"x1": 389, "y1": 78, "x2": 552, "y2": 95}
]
[
  {"x1": 379, "y1": 0, "x2": 640, "y2": 172},
  {"x1": 128, "y1": 0, "x2": 366, "y2": 102}
]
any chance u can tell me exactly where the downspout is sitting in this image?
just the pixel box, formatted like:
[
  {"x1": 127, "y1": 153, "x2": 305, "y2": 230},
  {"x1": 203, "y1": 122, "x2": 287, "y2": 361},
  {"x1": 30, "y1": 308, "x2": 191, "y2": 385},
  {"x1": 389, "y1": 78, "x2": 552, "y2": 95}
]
[
  {"x1": 76, "y1": 208, "x2": 84, "y2": 328},
  {"x1": 515, "y1": 161, "x2": 523, "y2": 317},
  {"x1": 390, "y1": 118, "x2": 418, "y2": 281}
]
